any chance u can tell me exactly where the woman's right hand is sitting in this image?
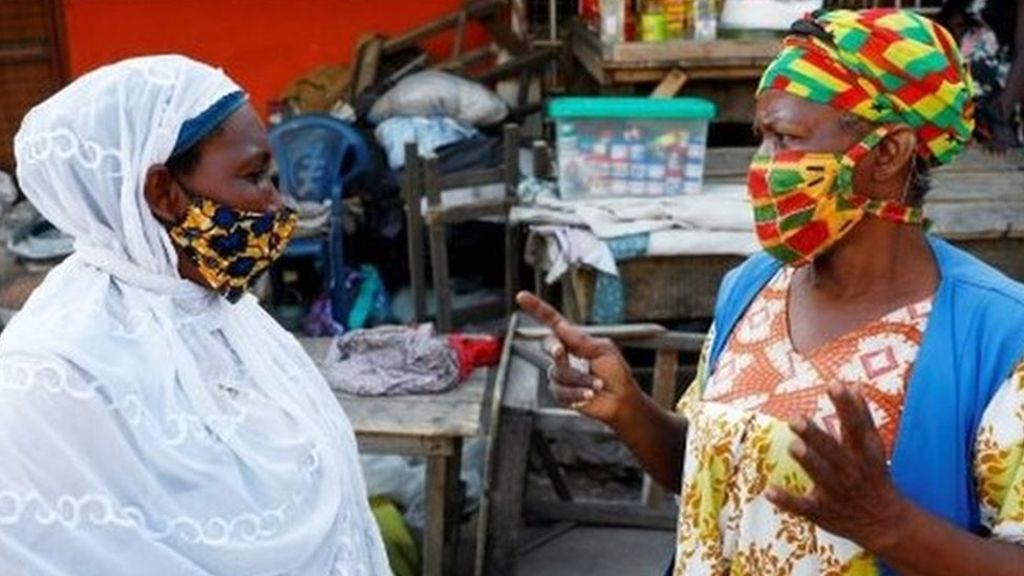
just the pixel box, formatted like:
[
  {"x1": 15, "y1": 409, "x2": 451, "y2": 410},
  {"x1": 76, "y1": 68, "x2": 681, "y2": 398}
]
[{"x1": 515, "y1": 291, "x2": 643, "y2": 429}]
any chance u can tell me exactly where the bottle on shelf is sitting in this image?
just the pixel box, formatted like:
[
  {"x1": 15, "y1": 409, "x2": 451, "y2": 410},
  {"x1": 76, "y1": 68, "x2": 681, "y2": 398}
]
[
  {"x1": 692, "y1": 0, "x2": 717, "y2": 40},
  {"x1": 663, "y1": 0, "x2": 688, "y2": 40},
  {"x1": 599, "y1": 0, "x2": 625, "y2": 43},
  {"x1": 640, "y1": 0, "x2": 668, "y2": 43}
]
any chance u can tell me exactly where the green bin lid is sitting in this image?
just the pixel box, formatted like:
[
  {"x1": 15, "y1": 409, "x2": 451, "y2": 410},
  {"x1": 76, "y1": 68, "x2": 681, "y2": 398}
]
[{"x1": 548, "y1": 97, "x2": 716, "y2": 120}]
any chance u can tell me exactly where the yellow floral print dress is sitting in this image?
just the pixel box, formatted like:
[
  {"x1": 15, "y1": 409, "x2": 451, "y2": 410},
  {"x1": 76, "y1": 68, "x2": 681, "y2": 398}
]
[{"x1": 673, "y1": 268, "x2": 1024, "y2": 575}]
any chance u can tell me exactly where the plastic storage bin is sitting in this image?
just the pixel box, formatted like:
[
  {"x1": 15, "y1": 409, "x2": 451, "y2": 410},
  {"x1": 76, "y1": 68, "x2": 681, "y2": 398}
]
[{"x1": 548, "y1": 97, "x2": 716, "y2": 199}]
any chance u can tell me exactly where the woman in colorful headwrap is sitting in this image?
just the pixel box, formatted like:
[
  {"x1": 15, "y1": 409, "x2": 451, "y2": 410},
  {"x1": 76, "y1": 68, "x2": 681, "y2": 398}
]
[
  {"x1": 519, "y1": 8, "x2": 1024, "y2": 575},
  {"x1": 0, "y1": 55, "x2": 391, "y2": 575},
  {"x1": 938, "y1": 0, "x2": 1023, "y2": 148}
]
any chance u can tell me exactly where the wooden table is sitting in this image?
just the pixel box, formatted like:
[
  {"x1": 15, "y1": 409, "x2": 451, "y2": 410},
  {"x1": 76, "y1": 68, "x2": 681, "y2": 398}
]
[
  {"x1": 568, "y1": 20, "x2": 780, "y2": 122},
  {"x1": 531, "y1": 147, "x2": 1024, "y2": 324},
  {"x1": 300, "y1": 338, "x2": 491, "y2": 576}
]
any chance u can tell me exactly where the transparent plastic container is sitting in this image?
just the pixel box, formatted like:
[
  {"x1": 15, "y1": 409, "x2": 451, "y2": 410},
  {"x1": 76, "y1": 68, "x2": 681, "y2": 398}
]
[{"x1": 548, "y1": 97, "x2": 717, "y2": 199}]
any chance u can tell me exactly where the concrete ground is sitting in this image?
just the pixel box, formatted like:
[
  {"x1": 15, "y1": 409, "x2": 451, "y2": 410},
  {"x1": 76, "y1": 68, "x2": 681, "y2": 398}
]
[
  {"x1": 515, "y1": 525, "x2": 674, "y2": 576},
  {"x1": 453, "y1": 522, "x2": 675, "y2": 576}
]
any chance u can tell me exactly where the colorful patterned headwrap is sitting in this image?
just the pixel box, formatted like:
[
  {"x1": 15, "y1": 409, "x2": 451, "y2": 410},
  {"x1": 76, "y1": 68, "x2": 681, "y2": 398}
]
[{"x1": 758, "y1": 9, "x2": 975, "y2": 166}]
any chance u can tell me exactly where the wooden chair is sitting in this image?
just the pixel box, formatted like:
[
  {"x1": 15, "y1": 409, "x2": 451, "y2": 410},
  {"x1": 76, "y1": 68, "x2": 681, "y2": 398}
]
[
  {"x1": 403, "y1": 124, "x2": 523, "y2": 333},
  {"x1": 475, "y1": 318, "x2": 707, "y2": 575}
]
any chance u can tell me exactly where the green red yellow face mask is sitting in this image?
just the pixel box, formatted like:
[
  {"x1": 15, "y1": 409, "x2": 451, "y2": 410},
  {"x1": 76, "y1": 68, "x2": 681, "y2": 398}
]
[{"x1": 747, "y1": 125, "x2": 924, "y2": 267}]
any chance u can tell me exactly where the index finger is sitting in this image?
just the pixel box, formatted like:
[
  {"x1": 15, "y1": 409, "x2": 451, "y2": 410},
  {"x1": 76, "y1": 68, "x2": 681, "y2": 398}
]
[
  {"x1": 516, "y1": 291, "x2": 567, "y2": 331},
  {"x1": 516, "y1": 291, "x2": 605, "y2": 360}
]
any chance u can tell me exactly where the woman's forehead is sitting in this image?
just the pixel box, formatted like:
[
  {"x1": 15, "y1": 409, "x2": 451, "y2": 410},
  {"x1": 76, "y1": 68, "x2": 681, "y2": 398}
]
[
  {"x1": 203, "y1": 106, "x2": 269, "y2": 159},
  {"x1": 755, "y1": 91, "x2": 843, "y2": 126}
]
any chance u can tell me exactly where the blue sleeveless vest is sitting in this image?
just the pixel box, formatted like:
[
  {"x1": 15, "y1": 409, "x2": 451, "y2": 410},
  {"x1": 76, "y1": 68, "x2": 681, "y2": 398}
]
[{"x1": 704, "y1": 236, "x2": 1024, "y2": 572}]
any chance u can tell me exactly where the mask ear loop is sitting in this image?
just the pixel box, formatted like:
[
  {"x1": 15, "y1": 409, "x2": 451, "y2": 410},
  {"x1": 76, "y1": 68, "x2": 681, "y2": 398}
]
[
  {"x1": 902, "y1": 153, "x2": 931, "y2": 229},
  {"x1": 900, "y1": 154, "x2": 917, "y2": 206}
]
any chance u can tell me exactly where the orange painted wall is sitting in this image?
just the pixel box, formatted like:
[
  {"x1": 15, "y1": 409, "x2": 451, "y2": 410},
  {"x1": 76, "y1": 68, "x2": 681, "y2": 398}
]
[{"x1": 63, "y1": 0, "x2": 489, "y2": 116}]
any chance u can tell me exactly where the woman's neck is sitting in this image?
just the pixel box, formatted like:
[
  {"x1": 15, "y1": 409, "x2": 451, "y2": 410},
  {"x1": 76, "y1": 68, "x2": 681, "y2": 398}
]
[{"x1": 801, "y1": 219, "x2": 938, "y2": 301}]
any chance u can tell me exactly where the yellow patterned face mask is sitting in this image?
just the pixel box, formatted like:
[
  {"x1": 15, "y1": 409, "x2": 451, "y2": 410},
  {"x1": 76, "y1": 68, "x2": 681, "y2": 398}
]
[
  {"x1": 747, "y1": 126, "x2": 923, "y2": 267},
  {"x1": 168, "y1": 195, "x2": 297, "y2": 302}
]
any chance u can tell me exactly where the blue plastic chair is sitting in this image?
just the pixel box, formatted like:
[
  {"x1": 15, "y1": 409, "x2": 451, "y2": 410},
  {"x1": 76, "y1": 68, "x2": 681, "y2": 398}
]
[{"x1": 268, "y1": 114, "x2": 371, "y2": 324}]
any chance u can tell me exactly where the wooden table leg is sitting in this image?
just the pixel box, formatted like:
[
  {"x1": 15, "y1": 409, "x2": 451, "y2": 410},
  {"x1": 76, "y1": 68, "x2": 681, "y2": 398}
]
[
  {"x1": 642, "y1": 348, "x2": 679, "y2": 509},
  {"x1": 480, "y1": 407, "x2": 534, "y2": 576},
  {"x1": 424, "y1": 438, "x2": 463, "y2": 576}
]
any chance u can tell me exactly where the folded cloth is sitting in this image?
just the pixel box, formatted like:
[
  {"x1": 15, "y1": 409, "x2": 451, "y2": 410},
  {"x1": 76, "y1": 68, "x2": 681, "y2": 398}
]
[
  {"x1": 526, "y1": 225, "x2": 619, "y2": 284},
  {"x1": 323, "y1": 325, "x2": 501, "y2": 396},
  {"x1": 324, "y1": 325, "x2": 459, "y2": 396}
]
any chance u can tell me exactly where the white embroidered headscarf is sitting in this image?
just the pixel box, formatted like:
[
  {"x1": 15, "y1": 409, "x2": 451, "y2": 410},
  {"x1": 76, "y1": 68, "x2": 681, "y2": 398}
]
[{"x1": 0, "y1": 55, "x2": 390, "y2": 576}]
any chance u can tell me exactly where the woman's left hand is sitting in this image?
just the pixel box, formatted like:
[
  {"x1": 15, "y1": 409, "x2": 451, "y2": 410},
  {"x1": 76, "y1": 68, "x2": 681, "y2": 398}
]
[{"x1": 765, "y1": 383, "x2": 910, "y2": 555}]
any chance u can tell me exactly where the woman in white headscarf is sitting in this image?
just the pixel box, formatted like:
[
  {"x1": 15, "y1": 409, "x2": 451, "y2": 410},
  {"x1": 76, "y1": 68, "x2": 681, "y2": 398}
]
[{"x1": 0, "y1": 55, "x2": 391, "y2": 575}]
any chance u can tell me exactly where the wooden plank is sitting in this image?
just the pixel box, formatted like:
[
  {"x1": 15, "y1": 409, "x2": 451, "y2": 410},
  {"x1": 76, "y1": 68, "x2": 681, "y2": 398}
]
[
  {"x1": 607, "y1": 66, "x2": 765, "y2": 83},
  {"x1": 607, "y1": 36, "x2": 778, "y2": 67},
  {"x1": 474, "y1": 48, "x2": 559, "y2": 84},
  {"x1": 534, "y1": 407, "x2": 614, "y2": 437},
  {"x1": 651, "y1": 68, "x2": 688, "y2": 98},
  {"x1": 479, "y1": 407, "x2": 534, "y2": 576},
  {"x1": 482, "y1": 13, "x2": 531, "y2": 56},
  {"x1": 384, "y1": 0, "x2": 505, "y2": 55},
  {"x1": 524, "y1": 499, "x2": 678, "y2": 530},
  {"x1": 504, "y1": 347, "x2": 544, "y2": 411},
  {"x1": 618, "y1": 255, "x2": 745, "y2": 321},
  {"x1": 0, "y1": 44, "x2": 49, "y2": 63},
  {"x1": 511, "y1": 340, "x2": 551, "y2": 372},
  {"x1": 927, "y1": 173, "x2": 1024, "y2": 203},
  {"x1": 451, "y1": 9, "x2": 468, "y2": 61},
  {"x1": 403, "y1": 148, "x2": 428, "y2": 323},
  {"x1": 570, "y1": 27, "x2": 612, "y2": 86},
  {"x1": 424, "y1": 446, "x2": 462, "y2": 576},
  {"x1": 436, "y1": 46, "x2": 494, "y2": 73},
  {"x1": 532, "y1": 141, "x2": 554, "y2": 180},
  {"x1": 424, "y1": 156, "x2": 455, "y2": 333},
  {"x1": 570, "y1": 19, "x2": 777, "y2": 68},
  {"x1": 334, "y1": 385, "x2": 487, "y2": 438},
  {"x1": 355, "y1": 433, "x2": 456, "y2": 457},
  {"x1": 516, "y1": 323, "x2": 668, "y2": 340},
  {"x1": 642, "y1": 348, "x2": 679, "y2": 508},
  {"x1": 443, "y1": 442, "x2": 464, "y2": 576},
  {"x1": 475, "y1": 315, "x2": 519, "y2": 576},
  {"x1": 610, "y1": 44, "x2": 777, "y2": 68},
  {"x1": 439, "y1": 167, "x2": 504, "y2": 189},
  {"x1": 351, "y1": 35, "x2": 384, "y2": 99},
  {"x1": 531, "y1": 428, "x2": 574, "y2": 502},
  {"x1": 503, "y1": 124, "x2": 521, "y2": 314},
  {"x1": 424, "y1": 198, "x2": 508, "y2": 226},
  {"x1": 450, "y1": 299, "x2": 507, "y2": 327},
  {"x1": 928, "y1": 202, "x2": 1024, "y2": 239},
  {"x1": 517, "y1": 330, "x2": 703, "y2": 353}
]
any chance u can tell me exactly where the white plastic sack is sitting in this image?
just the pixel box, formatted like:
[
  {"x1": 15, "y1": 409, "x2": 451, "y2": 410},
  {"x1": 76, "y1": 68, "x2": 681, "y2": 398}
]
[
  {"x1": 368, "y1": 71, "x2": 509, "y2": 127},
  {"x1": 375, "y1": 116, "x2": 479, "y2": 169},
  {"x1": 0, "y1": 170, "x2": 16, "y2": 214}
]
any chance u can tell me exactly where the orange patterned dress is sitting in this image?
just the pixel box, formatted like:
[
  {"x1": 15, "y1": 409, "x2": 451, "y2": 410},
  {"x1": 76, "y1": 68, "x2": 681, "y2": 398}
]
[{"x1": 673, "y1": 267, "x2": 1024, "y2": 575}]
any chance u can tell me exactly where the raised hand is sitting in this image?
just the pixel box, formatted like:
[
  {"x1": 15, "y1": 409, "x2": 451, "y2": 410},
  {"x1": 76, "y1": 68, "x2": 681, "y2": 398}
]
[
  {"x1": 765, "y1": 384, "x2": 909, "y2": 554},
  {"x1": 516, "y1": 291, "x2": 643, "y2": 428}
]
